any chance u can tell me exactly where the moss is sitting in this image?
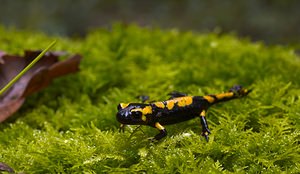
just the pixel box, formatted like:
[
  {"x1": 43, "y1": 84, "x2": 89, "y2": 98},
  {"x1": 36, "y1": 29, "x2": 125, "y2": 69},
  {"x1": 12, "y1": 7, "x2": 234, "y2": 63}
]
[{"x1": 0, "y1": 24, "x2": 300, "y2": 173}]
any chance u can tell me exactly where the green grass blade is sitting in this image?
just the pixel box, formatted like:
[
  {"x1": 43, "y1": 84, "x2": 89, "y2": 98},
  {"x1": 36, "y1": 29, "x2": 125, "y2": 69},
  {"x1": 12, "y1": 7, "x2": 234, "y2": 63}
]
[{"x1": 0, "y1": 40, "x2": 57, "y2": 95}]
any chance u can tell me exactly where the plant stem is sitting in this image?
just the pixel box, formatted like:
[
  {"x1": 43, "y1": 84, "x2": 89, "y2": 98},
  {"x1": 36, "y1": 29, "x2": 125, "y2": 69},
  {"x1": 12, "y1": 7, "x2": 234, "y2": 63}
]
[{"x1": 0, "y1": 40, "x2": 57, "y2": 95}]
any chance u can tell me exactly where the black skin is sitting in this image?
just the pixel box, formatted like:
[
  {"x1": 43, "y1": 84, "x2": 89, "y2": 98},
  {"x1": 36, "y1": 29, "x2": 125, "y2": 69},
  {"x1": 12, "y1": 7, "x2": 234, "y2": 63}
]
[{"x1": 117, "y1": 85, "x2": 251, "y2": 142}]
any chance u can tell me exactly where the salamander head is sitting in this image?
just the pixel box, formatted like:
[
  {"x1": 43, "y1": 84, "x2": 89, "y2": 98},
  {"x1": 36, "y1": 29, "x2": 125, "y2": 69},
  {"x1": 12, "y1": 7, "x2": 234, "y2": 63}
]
[
  {"x1": 229, "y1": 85, "x2": 252, "y2": 97},
  {"x1": 116, "y1": 103, "x2": 148, "y2": 125}
]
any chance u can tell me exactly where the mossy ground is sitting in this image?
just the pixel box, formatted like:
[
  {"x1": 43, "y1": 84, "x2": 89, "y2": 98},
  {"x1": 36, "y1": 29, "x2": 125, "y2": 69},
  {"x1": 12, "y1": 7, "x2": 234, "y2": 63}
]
[{"x1": 0, "y1": 24, "x2": 300, "y2": 173}]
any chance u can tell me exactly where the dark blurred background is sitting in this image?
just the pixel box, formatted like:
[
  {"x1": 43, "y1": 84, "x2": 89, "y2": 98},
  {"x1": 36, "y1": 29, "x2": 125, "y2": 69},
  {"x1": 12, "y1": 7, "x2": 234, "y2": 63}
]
[{"x1": 1, "y1": 0, "x2": 299, "y2": 46}]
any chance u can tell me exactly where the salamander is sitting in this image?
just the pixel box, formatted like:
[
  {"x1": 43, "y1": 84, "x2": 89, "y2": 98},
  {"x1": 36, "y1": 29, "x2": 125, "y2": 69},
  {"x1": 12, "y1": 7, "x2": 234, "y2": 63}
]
[{"x1": 116, "y1": 85, "x2": 251, "y2": 141}]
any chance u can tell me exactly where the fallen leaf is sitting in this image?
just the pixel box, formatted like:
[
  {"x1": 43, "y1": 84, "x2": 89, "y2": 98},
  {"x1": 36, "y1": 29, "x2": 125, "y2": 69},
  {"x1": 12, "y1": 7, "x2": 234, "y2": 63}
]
[
  {"x1": 0, "y1": 162, "x2": 15, "y2": 173},
  {"x1": 0, "y1": 50, "x2": 82, "y2": 122}
]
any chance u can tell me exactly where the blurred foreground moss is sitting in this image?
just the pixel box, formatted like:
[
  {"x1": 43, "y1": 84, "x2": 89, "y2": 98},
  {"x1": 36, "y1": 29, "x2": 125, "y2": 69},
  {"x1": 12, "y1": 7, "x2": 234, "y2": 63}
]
[{"x1": 0, "y1": 25, "x2": 300, "y2": 173}]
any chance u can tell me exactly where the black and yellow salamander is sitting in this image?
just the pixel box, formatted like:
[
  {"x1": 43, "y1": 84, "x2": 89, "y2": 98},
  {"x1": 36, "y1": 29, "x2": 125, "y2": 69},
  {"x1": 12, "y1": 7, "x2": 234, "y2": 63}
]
[{"x1": 116, "y1": 85, "x2": 251, "y2": 141}]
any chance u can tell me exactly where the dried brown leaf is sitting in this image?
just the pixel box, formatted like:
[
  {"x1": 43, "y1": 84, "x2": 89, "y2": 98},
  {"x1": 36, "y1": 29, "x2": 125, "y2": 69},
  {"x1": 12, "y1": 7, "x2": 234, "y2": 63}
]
[{"x1": 0, "y1": 50, "x2": 82, "y2": 122}]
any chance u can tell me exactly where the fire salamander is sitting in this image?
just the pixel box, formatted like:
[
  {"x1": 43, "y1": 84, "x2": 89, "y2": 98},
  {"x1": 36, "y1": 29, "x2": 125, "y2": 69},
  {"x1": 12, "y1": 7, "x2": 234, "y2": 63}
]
[{"x1": 116, "y1": 85, "x2": 251, "y2": 141}]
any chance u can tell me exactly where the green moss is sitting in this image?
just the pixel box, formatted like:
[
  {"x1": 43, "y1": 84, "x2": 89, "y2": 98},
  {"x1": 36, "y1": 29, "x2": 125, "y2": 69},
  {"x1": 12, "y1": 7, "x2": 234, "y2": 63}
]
[{"x1": 1, "y1": 24, "x2": 300, "y2": 173}]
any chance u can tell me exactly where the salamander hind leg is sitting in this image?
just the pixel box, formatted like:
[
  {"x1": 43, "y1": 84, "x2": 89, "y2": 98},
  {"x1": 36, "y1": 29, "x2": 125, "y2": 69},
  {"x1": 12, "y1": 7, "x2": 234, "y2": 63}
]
[{"x1": 199, "y1": 110, "x2": 211, "y2": 142}]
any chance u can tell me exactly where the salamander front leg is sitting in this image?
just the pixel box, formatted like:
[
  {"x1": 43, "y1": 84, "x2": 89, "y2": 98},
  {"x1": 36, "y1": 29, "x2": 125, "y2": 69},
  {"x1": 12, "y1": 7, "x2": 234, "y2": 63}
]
[
  {"x1": 119, "y1": 124, "x2": 126, "y2": 132},
  {"x1": 199, "y1": 110, "x2": 211, "y2": 142},
  {"x1": 152, "y1": 122, "x2": 167, "y2": 141}
]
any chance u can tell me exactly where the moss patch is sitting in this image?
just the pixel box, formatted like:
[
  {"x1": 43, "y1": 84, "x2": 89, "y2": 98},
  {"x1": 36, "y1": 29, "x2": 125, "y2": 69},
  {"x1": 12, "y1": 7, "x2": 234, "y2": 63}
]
[{"x1": 1, "y1": 24, "x2": 300, "y2": 173}]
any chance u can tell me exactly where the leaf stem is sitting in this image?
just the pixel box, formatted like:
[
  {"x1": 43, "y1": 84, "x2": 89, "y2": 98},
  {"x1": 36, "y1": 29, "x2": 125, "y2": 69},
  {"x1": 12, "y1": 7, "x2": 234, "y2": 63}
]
[{"x1": 0, "y1": 40, "x2": 57, "y2": 95}]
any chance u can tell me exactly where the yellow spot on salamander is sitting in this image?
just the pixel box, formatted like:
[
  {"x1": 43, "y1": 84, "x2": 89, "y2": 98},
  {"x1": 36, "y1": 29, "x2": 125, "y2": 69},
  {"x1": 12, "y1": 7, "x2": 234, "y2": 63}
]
[
  {"x1": 131, "y1": 106, "x2": 152, "y2": 115},
  {"x1": 141, "y1": 106, "x2": 152, "y2": 121},
  {"x1": 142, "y1": 106, "x2": 153, "y2": 115},
  {"x1": 154, "y1": 102, "x2": 165, "y2": 108},
  {"x1": 200, "y1": 110, "x2": 206, "y2": 117},
  {"x1": 155, "y1": 122, "x2": 165, "y2": 130},
  {"x1": 166, "y1": 101, "x2": 175, "y2": 110},
  {"x1": 131, "y1": 108, "x2": 142, "y2": 112},
  {"x1": 216, "y1": 92, "x2": 234, "y2": 100},
  {"x1": 203, "y1": 96, "x2": 215, "y2": 103},
  {"x1": 120, "y1": 103, "x2": 129, "y2": 109},
  {"x1": 141, "y1": 115, "x2": 147, "y2": 121},
  {"x1": 175, "y1": 96, "x2": 193, "y2": 107}
]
